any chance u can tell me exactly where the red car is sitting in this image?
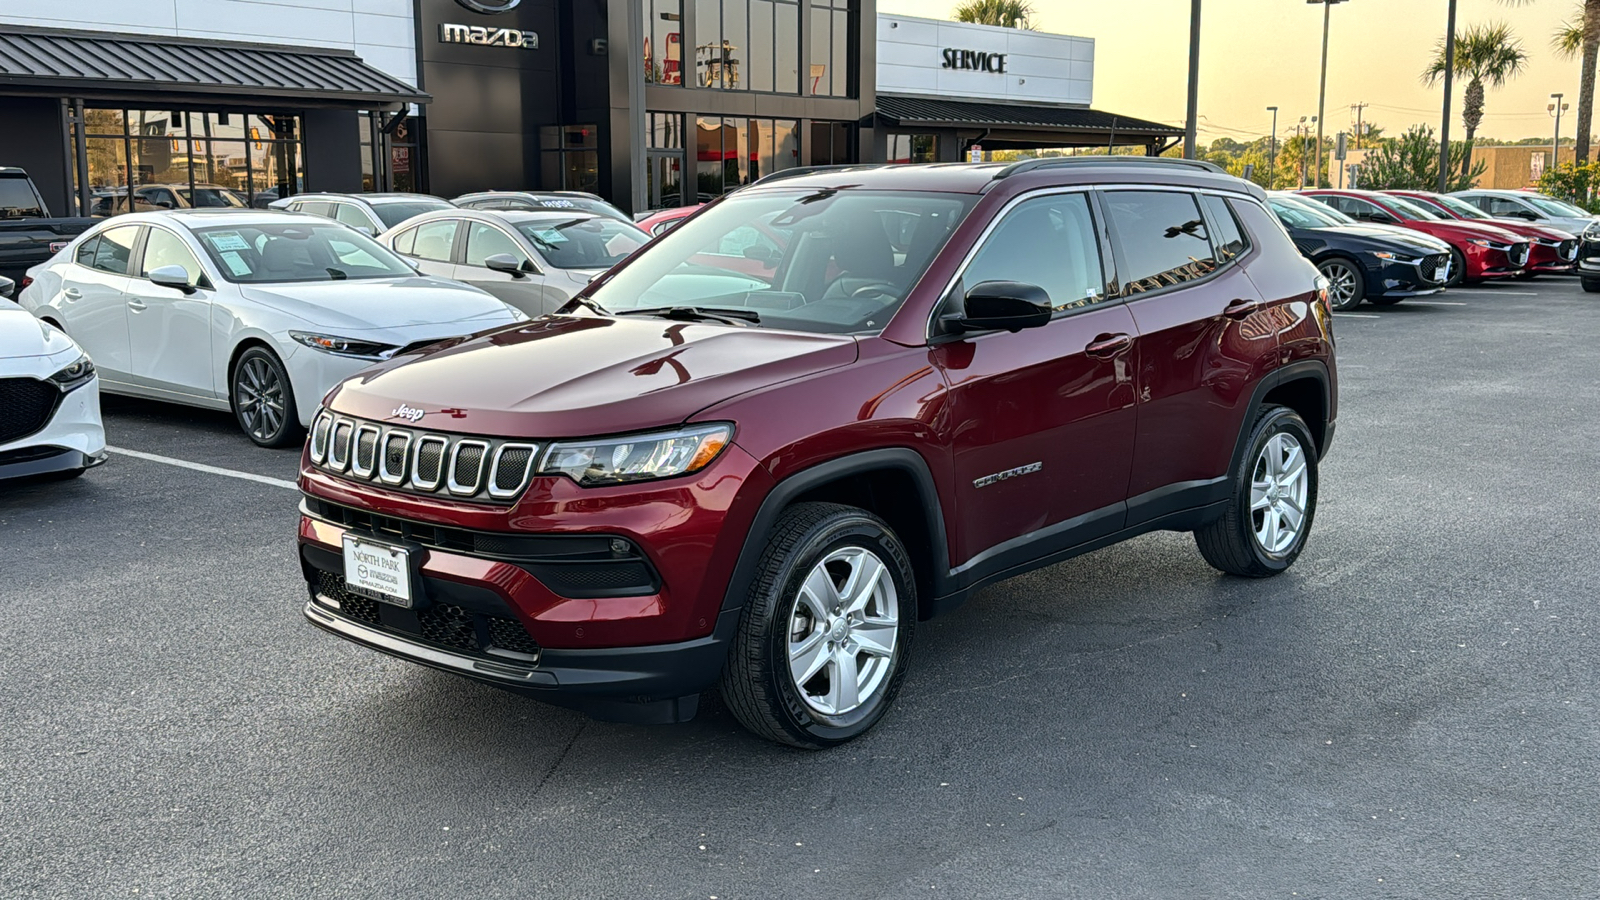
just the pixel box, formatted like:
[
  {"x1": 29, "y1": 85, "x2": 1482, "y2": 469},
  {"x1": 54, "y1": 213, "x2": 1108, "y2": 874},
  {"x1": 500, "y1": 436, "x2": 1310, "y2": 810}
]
[
  {"x1": 1301, "y1": 189, "x2": 1529, "y2": 285},
  {"x1": 298, "y1": 159, "x2": 1336, "y2": 747},
  {"x1": 636, "y1": 205, "x2": 702, "y2": 237},
  {"x1": 1383, "y1": 190, "x2": 1577, "y2": 278}
]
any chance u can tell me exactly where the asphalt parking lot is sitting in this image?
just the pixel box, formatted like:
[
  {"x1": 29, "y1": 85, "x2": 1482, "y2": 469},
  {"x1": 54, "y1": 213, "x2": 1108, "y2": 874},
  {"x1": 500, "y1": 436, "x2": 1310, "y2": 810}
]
[{"x1": 4, "y1": 278, "x2": 1598, "y2": 899}]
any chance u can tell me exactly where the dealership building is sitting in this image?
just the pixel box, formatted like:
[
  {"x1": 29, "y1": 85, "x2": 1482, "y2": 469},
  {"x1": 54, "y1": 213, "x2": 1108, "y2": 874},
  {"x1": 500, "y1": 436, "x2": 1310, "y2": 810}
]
[{"x1": 0, "y1": 0, "x2": 1181, "y2": 217}]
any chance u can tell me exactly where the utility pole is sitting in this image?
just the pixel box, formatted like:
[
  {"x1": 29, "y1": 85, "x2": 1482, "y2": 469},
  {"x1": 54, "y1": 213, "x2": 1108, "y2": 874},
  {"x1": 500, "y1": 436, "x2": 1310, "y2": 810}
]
[
  {"x1": 1267, "y1": 105, "x2": 1279, "y2": 189},
  {"x1": 1351, "y1": 102, "x2": 1368, "y2": 148},
  {"x1": 1298, "y1": 117, "x2": 1308, "y2": 188},
  {"x1": 1438, "y1": 0, "x2": 1457, "y2": 192},
  {"x1": 1551, "y1": 92, "x2": 1568, "y2": 169},
  {"x1": 1309, "y1": 0, "x2": 1346, "y2": 190},
  {"x1": 1184, "y1": 0, "x2": 1202, "y2": 159}
]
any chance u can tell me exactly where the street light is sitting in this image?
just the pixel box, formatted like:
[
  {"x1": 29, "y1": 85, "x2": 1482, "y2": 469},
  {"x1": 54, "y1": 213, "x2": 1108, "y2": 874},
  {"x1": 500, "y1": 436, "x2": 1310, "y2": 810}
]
[
  {"x1": 1298, "y1": 115, "x2": 1317, "y2": 188},
  {"x1": 1184, "y1": 0, "x2": 1202, "y2": 159},
  {"x1": 1307, "y1": 0, "x2": 1349, "y2": 190},
  {"x1": 1438, "y1": 0, "x2": 1458, "y2": 192},
  {"x1": 1551, "y1": 92, "x2": 1569, "y2": 169},
  {"x1": 1267, "y1": 105, "x2": 1279, "y2": 189}
]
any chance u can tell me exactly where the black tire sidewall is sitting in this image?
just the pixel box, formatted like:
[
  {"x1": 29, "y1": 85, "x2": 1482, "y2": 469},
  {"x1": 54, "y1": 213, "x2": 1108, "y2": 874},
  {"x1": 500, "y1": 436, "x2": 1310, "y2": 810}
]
[
  {"x1": 1318, "y1": 258, "x2": 1365, "y2": 311},
  {"x1": 232, "y1": 346, "x2": 300, "y2": 448},
  {"x1": 1582, "y1": 277, "x2": 1600, "y2": 293},
  {"x1": 1236, "y1": 408, "x2": 1320, "y2": 574},
  {"x1": 1447, "y1": 249, "x2": 1468, "y2": 287},
  {"x1": 758, "y1": 513, "x2": 916, "y2": 746}
]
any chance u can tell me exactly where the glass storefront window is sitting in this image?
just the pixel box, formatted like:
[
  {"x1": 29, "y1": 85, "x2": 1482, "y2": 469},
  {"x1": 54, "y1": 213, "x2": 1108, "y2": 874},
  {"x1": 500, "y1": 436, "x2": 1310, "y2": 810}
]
[
  {"x1": 688, "y1": 0, "x2": 798, "y2": 94},
  {"x1": 541, "y1": 125, "x2": 600, "y2": 194},
  {"x1": 644, "y1": 0, "x2": 683, "y2": 85},
  {"x1": 888, "y1": 134, "x2": 939, "y2": 164},
  {"x1": 809, "y1": 0, "x2": 851, "y2": 97}
]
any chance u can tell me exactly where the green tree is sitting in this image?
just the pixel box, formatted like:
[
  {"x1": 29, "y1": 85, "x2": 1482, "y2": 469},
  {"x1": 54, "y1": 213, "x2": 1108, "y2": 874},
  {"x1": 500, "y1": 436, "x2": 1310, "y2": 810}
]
[
  {"x1": 1359, "y1": 125, "x2": 1486, "y2": 191},
  {"x1": 1537, "y1": 159, "x2": 1600, "y2": 210},
  {"x1": 1551, "y1": 5, "x2": 1600, "y2": 161},
  {"x1": 952, "y1": 0, "x2": 1035, "y2": 29},
  {"x1": 1424, "y1": 22, "x2": 1530, "y2": 178}
]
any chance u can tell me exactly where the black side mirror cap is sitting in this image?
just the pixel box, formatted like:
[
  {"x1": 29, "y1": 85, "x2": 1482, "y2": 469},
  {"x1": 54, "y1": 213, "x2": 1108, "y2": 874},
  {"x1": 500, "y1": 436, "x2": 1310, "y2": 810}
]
[{"x1": 942, "y1": 281, "x2": 1053, "y2": 335}]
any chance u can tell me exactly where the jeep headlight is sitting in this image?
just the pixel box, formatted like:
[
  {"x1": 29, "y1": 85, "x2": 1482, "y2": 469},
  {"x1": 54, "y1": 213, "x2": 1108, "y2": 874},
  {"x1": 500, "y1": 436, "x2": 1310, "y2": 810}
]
[{"x1": 539, "y1": 424, "x2": 732, "y2": 486}]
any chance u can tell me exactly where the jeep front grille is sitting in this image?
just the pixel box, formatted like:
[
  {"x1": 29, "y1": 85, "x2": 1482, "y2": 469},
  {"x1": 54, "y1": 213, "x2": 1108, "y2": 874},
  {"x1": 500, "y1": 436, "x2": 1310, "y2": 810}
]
[{"x1": 308, "y1": 411, "x2": 539, "y2": 504}]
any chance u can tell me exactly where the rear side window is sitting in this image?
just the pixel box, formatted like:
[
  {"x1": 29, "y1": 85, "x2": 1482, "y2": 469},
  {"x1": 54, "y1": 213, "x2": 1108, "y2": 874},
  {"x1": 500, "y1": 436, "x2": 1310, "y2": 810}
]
[
  {"x1": 411, "y1": 220, "x2": 460, "y2": 262},
  {"x1": 74, "y1": 236, "x2": 101, "y2": 267},
  {"x1": 1199, "y1": 194, "x2": 1250, "y2": 262},
  {"x1": 334, "y1": 203, "x2": 373, "y2": 230},
  {"x1": 961, "y1": 193, "x2": 1108, "y2": 312},
  {"x1": 90, "y1": 226, "x2": 141, "y2": 275},
  {"x1": 390, "y1": 227, "x2": 417, "y2": 256},
  {"x1": 1103, "y1": 191, "x2": 1217, "y2": 295}
]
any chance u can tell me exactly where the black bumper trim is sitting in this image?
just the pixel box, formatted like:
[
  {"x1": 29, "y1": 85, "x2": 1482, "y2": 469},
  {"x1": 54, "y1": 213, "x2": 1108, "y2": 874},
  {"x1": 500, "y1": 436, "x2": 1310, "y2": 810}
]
[{"x1": 0, "y1": 447, "x2": 105, "y2": 480}]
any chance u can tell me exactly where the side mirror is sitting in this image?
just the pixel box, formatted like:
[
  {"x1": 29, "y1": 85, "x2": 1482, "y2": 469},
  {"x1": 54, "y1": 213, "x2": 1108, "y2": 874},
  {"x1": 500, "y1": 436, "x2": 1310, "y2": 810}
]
[
  {"x1": 483, "y1": 253, "x2": 528, "y2": 278},
  {"x1": 742, "y1": 244, "x2": 778, "y2": 266},
  {"x1": 148, "y1": 265, "x2": 196, "y2": 294},
  {"x1": 1516, "y1": 210, "x2": 1540, "y2": 221},
  {"x1": 156, "y1": 200, "x2": 175, "y2": 210},
  {"x1": 943, "y1": 281, "x2": 1053, "y2": 334},
  {"x1": 0, "y1": 275, "x2": 14, "y2": 299},
  {"x1": 356, "y1": 225, "x2": 377, "y2": 237}
]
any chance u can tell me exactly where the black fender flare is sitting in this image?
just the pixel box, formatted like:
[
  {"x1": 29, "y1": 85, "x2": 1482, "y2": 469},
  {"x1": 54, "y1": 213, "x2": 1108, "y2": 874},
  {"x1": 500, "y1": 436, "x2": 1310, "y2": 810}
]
[{"x1": 1227, "y1": 359, "x2": 1333, "y2": 482}]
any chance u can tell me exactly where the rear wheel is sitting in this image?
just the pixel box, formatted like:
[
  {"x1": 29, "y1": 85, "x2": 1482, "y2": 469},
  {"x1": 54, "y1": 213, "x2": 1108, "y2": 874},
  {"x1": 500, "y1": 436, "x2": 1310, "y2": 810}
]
[
  {"x1": 720, "y1": 503, "x2": 917, "y2": 749},
  {"x1": 1195, "y1": 406, "x2": 1319, "y2": 578},
  {"x1": 231, "y1": 346, "x2": 302, "y2": 448},
  {"x1": 1583, "y1": 277, "x2": 1600, "y2": 293},
  {"x1": 1445, "y1": 249, "x2": 1468, "y2": 288},
  {"x1": 1317, "y1": 259, "x2": 1365, "y2": 311}
]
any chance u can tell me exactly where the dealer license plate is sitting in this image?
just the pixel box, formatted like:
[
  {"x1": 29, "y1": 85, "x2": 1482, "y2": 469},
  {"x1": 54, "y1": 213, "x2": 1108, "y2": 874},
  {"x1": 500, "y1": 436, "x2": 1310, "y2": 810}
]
[{"x1": 342, "y1": 535, "x2": 413, "y2": 607}]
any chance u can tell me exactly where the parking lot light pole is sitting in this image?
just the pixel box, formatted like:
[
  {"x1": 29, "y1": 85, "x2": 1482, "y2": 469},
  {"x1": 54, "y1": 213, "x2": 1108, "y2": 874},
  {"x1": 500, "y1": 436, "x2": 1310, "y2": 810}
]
[
  {"x1": 1438, "y1": 0, "x2": 1457, "y2": 192},
  {"x1": 1308, "y1": 0, "x2": 1348, "y2": 189},
  {"x1": 1267, "y1": 105, "x2": 1279, "y2": 188},
  {"x1": 1552, "y1": 92, "x2": 1568, "y2": 167},
  {"x1": 1184, "y1": 0, "x2": 1201, "y2": 159}
]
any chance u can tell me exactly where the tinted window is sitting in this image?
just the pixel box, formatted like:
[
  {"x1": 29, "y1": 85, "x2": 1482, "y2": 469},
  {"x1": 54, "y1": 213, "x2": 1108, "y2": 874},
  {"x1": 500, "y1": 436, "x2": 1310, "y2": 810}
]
[
  {"x1": 962, "y1": 193, "x2": 1107, "y2": 312},
  {"x1": 191, "y1": 223, "x2": 415, "y2": 283},
  {"x1": 0, "y1": 177, "x2": 44, "y2": 217},
  {"x1": 411, "y1": 220, "x2": 459, "y2": 262},
  {"x1": 90, "y1": 226, "x2": 140, "y2": 275},
  {"x1": 1200, "y1": 194, "x2": 1250, "y2": 262},
  {"x1": 140, "y1": 228, "x2": 204, "y2": 286},
  {"x1": 1103, "y1": 191, "x2": 1217, "y2": 295},
  {"x1": 74, "y1": 236, "x2": 101, "y2": 268},
  {"x1": 334, "y1": 203, "x2": 374, "y2": 230},
  {"x1": 465, "y1": 222, "x2": 527, "y2": 268},
  {"x1": 372, "y1": 201, "x2": 453, "y2": 229}
]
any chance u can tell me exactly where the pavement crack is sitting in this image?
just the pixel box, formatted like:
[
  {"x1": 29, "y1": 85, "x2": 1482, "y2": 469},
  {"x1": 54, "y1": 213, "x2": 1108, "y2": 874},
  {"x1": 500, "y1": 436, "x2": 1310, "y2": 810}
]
[{"x1": 531, "y1": 722, "x2": 585, "y2": 797}]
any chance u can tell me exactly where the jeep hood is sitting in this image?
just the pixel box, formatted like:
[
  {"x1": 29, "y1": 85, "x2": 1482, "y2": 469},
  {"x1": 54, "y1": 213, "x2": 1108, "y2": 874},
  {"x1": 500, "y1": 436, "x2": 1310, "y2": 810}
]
[{"x1": 322, "y1": 314, "x2": 859, "y2": 436}]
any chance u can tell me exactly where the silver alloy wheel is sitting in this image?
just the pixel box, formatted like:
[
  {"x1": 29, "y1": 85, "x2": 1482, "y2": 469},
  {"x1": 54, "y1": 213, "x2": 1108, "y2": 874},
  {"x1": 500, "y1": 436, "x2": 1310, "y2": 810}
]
[
  {"x1": 1321, "y1": 261, "x2": 1360, "y2": 309},
  {"x1": 235, "y1": 356, "x2": 286, "y2": 442},
  {"x1": 1251, "y1": 432, "x2": 1310, "y2": 555},
  {"x1": 787, "y1": 546, "x2": 899, "y2": 716}
]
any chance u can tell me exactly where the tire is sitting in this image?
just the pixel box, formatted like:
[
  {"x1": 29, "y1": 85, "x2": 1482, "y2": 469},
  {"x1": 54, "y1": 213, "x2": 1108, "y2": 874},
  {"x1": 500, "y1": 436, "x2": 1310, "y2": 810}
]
[
  {"x1": 1583, "y1": 277, "x2": 1600, "y2": 293},
  {"x1": 231, "y1": 346, "x2": 303, "y2": 448},
  {"x1": 1317, "y1": 258, "x2": 1365, "y2": 311},
  {"x1": 720, "y1": 502, "x2": 917, "y2": 749},
  {"x1": 1445, "y1": 248, "x2": 1468, "y2": 288},
  {"x1": 1195, "y1": 406, "x2": 1319, "y2": 578}
]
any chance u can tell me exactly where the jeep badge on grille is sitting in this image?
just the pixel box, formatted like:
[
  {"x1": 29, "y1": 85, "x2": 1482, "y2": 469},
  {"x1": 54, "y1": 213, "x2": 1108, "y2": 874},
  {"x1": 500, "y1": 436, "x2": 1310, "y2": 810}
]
[{"x1": 392, "y1": 404, "x2": 426, "y2": 423}]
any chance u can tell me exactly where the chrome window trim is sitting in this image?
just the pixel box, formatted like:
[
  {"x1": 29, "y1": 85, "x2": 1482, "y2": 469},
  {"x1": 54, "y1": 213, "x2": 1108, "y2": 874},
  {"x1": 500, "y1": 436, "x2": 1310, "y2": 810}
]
[
  {"x1": 377, "y1": 430, "x2": 413, "y2": 486},
  {"x1": 349, "y1": 423, "x2": 382, "y2": 479},
  {"x1": 410, "y1": 434, "x2": 450, "y2": 491},
  {"x1": 486, "y1": 442, "x2": 540, "y2": 499},
  {"x1": 447, "y1": 439, "x2": 491, "y2": 496},
  {"x1": 326, "y1": 418, "x2": 354, "y2": 472}
]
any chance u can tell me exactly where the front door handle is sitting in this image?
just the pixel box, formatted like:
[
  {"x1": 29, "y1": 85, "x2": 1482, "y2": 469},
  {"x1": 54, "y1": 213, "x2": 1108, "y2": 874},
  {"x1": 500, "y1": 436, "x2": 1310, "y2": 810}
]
[
  {"x1": 1223, "y1": 298, "x2": 1261, "y2": 320},
  {"x1": 62, "y1": 288, "x2": 82, "y2": 301},
  {"x1": 1085, "y1": 332, "x2": 1133, "y2": 358},
  {"x1": 127, "y1": 299, "x2": 147, "y2": 311}
]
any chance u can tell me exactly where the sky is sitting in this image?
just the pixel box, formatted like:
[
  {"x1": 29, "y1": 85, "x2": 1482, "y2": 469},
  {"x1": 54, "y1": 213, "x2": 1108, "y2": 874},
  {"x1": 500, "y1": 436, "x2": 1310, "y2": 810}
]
[{"x1": 877, "y1": 0, "x2": 1583, "y2": 145}]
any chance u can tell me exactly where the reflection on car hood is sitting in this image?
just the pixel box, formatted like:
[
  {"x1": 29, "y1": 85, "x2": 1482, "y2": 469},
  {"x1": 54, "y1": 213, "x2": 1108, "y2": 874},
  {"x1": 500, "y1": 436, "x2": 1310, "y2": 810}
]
[
  {"x1": 1313, "y1": 224, "x2": 1452, "y2": 253},
  {"x1": 0, "y1": 303, "x2": 77, "y2": 359},
  {"x1": 323, "y1": 314, "x2": 860, "y2": 436},
  {"x1": 238, "y1": 276, "x2": 523, "y2": 334}
]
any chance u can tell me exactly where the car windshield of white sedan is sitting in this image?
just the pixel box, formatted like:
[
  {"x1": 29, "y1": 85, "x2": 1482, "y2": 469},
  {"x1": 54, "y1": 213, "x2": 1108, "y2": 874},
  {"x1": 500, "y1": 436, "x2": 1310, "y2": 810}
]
[
  {"x1": 1527, "y1": 196, "x2": 1589, "y2": 218},
  {"x1": 192, "y1": 223, "x2": 417, "y2": 283},
  {"x1": 586, "y1": 189, "x2": 979, "y2": 335},
  {"x1": 513, "y1": 218, "x2": 649, "y2": 269}
]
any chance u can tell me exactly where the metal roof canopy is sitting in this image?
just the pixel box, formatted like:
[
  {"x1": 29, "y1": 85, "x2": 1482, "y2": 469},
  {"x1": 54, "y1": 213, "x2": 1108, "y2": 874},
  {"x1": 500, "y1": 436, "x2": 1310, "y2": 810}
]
[
  {"x1": 0, "y1": 25, "x2": 427, "y2": 109},
  {"x1": 877, "y1": 95, "x2": 1182, "y2": 149}
]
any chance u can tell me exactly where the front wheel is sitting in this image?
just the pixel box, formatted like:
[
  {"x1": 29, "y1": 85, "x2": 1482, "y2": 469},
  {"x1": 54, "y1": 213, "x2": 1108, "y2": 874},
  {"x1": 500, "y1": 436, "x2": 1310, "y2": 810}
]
[
  {"x1": 1195, "y1": 406, "x2": 1319, "y2": 578},
  {"x1": 1445, "y1": 248, "x2": 1468, "y2": 288},
  {"x1": 720, "y1": 503, "x2": 917, "y2": 749},
  {"x1": 1582, "y1": 277, "x2": 1600, "y2": 293},
  {"x1": 231, "y1": 346, "x2": 303, "y2": 448},
  {"x1": 1317, "y1": 259, "x2": 1365, "y2": 311}
]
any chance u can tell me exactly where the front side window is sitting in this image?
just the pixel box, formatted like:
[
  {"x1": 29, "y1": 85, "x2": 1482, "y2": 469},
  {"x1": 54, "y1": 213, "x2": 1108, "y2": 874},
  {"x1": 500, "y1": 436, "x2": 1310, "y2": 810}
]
[
  {"x1": 410, "y1": 220, "x2": 460, "y2": 262},
  {"x1": 298, "y1": 200, "x2": 335, "y2": 218},
  {"x1": 334, "y1": 203, "x2": 374, "y2": 231},
  {"x1": 191, "y1": 223, "x2": 416, "y2": 283},
  {"x1": 587, "y1": 188, "x2": 977, "y2": 334},
  {"x1": 140, "y1": 228, "x2": 204, "y2": 286},
  {"x1": 1485, "y1": 196, "x2": 1532, "y2": 218},
  {"x1": 513, "y1": 217, "x2": 648, "y2": 269},
  {"x1": 465, "y1": 222, "x2": 528, "y2": 268},
  {"x1": 91, "y1": 225, "x2": 141, "y2": 275},
  {"x1": 1103, "y1": 191, "x2": 1217, "y2": 295},
  {"x1": 961, "y1": 193, "x2": 1108, "y2": 313}
]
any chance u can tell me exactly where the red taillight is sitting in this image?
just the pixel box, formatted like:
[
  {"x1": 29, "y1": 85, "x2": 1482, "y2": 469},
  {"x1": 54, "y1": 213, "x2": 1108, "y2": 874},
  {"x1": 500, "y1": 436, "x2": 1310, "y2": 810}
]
[{"x1": 18, "y1": 276, "x2": 33, "y2": 293}]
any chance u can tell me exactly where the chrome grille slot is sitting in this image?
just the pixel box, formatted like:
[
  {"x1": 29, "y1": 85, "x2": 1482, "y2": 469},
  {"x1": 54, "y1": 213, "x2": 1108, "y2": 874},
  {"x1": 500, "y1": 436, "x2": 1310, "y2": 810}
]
[
  {"x1": 448, "y1": 440, "x2": 490, "y2": 496},
  {"x1": 351, "y1": 424, "x2": 381, "y2": 479},
  {"x1": 411, "y1": 435, "x2": 449, "y2": 491},
  {"x1": 378, "y1": 431, "x2": 412, "y2": 485},
  {"x1": 309, "y1": 412, "x2": 332, "y2": 463},
  {"x1": 327, "y1": 419, "x2": 354, "y2": 471},
  {"x1": 488, "y1": 443, "x2": 539, "y2": 499}
]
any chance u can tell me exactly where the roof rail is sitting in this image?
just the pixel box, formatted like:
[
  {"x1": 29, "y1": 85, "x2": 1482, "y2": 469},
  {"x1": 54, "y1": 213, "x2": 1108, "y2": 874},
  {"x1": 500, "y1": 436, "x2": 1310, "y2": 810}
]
[
  {"x1": 994, "y1": 156, "x2": 1228, "y2": 180},
  {"x1": 750, "y1": 163, "x2": 891, "y2": 187}
]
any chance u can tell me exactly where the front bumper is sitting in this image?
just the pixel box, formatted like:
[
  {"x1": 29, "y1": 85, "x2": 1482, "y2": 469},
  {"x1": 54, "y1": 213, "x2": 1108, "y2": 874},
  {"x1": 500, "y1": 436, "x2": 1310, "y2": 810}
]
[
  {"x1": 1527, "y1": 239, "x2": 1578, "y2": 274},
  {"x1": 0, "y1": 372, "x2": 106, "y2": 480},
  {"x1": 1366, "y1": 254, "x2": 1449, "y2": 298}
]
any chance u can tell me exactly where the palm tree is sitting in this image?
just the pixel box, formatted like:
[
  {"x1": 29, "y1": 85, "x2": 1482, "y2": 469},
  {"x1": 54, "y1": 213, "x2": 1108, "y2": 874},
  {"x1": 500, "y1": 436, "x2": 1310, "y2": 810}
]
[
  {"x1": 1424, "y1": 22, "x2": 1530, "y2": 177},
  {"x1": 1551, "y1": 3, "x2": 1600, "y2": 161},
  {"x1": 952, "y1": 0, "x2": 1035, "y2": 29}
]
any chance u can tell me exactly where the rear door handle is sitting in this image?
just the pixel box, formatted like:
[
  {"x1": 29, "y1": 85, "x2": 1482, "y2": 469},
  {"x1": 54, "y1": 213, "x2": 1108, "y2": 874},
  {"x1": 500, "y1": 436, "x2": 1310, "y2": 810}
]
[
  {"x1": 1085, "y1": 332, "x2": 1133, "y2": 358},
  {"x1": 127, "y1": 299, "x2": 147, "y2": 311},
  {"x1": 62, "y1": 288, "x2": 82, "y2": 300},
  {"x1": 1223, "y1": 298, "x2": 1261, "y2": 320}
]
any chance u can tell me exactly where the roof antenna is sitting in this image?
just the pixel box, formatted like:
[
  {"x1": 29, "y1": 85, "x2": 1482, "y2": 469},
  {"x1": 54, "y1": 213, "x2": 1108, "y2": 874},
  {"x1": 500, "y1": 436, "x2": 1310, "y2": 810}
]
[{"x1": 1107, "y1": 117, "x2": 1119, "y2": 155}]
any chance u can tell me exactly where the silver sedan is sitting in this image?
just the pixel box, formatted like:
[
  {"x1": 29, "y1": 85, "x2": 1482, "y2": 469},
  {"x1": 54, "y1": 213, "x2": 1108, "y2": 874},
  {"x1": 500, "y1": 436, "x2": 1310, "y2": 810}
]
[{"x1": 377, "y1": 208, "x2": 650, "y2": 317}]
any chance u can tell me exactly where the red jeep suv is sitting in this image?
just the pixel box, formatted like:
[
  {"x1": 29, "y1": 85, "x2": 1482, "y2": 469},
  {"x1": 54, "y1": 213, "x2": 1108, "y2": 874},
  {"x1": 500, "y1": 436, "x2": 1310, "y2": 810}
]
[{"x1": 298, "y1": 159, "x2": 1337, "y2": 748}]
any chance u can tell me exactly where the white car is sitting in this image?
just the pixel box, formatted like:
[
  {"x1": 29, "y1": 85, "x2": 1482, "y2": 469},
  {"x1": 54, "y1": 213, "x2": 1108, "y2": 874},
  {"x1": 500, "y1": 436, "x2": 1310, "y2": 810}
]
[
  {"x1": 1450, "y1": 189, "x2": 1600, "y2": 239},
  {"x1": 17, "y1": 210, "x2": 525, "y2": 447},
  {"x1": 0, "y1": 279, "x2": 106, "y2": 481}
]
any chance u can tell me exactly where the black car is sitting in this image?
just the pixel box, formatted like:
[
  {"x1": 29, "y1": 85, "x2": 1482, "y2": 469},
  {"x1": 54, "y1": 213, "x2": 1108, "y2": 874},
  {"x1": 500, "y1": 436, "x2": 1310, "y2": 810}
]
[
  {"x1": 1267, "y1": 193, "x2": 1453, "y2": 310},
  {"x1": 1576, "y1": 224, "x2": 1600, "y2": 292}
]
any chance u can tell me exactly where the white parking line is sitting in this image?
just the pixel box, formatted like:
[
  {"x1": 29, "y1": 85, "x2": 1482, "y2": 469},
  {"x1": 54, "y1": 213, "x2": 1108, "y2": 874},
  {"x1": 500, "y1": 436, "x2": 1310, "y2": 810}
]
[
  {"x1": 1477, "y1": 291, "x2": 1539, "y2": 296},
  {"x1": 107, "y1": 445, "x2": 298, "y2": 491},
  {"x1": 1334, "y1": 313, "x2": 1381, "y2": 319},
  {"x1": 1407, "y1": 300, "x2": 1468, "y2": 306}
]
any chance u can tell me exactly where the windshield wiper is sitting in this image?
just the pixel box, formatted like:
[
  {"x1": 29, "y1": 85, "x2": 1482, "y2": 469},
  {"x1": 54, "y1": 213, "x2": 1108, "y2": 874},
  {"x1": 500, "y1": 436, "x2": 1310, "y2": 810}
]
[
  {"x1": 557, "y1": 295, "x2": 608, "y2": 315},
  {"x1": 613, "y1": 306, "x2": 760, "y2": 325}
]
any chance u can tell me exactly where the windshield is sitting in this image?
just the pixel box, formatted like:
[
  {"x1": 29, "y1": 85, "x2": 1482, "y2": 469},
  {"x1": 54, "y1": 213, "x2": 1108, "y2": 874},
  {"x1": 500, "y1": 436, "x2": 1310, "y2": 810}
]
[
  {"x1": 521, "y1": 195, "x2": 631, "y2": 222},
  {"x1": 1433, "y1": 194, "x2": 1488, "y2": 218},
  {"x1": 586, "y1": 189, "x2": 979, "y2": 335},
  {"x1": 514, "y1": 217, "x2": 649, "y2": 269},
  {"x1": 192, "y1": 222, "x2": 418, "y2": 283},
  {"x1": 1269, "y1": 198, "x2": 1348, "y2": 228},
  {"x1": 1527, "y1": 195, "x2": 1591, "y2": 218},
  {"x1": 180, "y1": 187, "x2": 248, "y2": 209},
  {"x1": 373, "y1": 200, "x2": 454, "y2": 229},
  {"x1": 1384, "y1": 196, "x2": 1446, "y2": 221}
]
